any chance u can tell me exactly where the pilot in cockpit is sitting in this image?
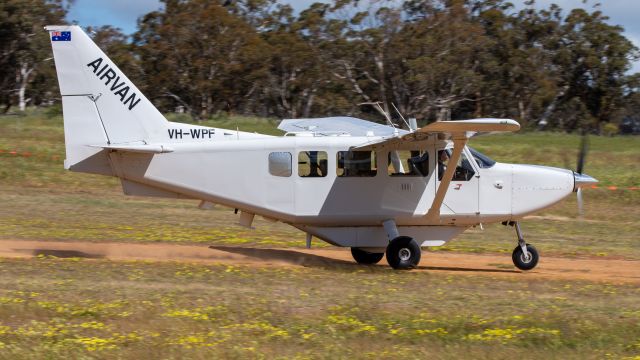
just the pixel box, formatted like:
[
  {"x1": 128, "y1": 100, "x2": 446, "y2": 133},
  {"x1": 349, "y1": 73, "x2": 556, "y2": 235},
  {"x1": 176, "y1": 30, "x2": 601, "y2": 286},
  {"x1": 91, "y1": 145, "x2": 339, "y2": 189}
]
[
  {"x1": 437, "y1": 150, "x2": 450, "y2": 180},
  {"x1": 408, "y1": 151, "x2": 429, "y2": 176}
]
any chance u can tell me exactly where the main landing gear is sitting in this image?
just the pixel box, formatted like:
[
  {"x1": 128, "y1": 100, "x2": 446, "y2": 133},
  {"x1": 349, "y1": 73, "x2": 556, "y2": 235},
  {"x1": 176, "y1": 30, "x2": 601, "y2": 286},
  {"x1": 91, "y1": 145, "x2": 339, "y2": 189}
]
[
  {"x1": 350, "y1": 247, "x2": 384, "y2": 265},
  {"x1": 386, "y1": 236, "x2": 421, "y2": 270},
  {"x1": 350, "y1": 219, "x2": 422, "y2": 270},
  {"x1": 350, "y1": 236, "x2": 421, "y2": 269},
  {"x1": 384, "y1": 220, "x2": 421, "y2": 270},
  {"x1": 506, "y1": 221, "x2": 539, "y2": 271}
]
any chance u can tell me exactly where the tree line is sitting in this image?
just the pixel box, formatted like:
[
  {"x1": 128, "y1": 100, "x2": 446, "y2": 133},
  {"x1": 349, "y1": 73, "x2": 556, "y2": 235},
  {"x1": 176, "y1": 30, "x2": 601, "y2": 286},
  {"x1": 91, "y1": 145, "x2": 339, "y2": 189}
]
[{"x1": 2, "y1": 0, "x2": 640, "y2": 132}]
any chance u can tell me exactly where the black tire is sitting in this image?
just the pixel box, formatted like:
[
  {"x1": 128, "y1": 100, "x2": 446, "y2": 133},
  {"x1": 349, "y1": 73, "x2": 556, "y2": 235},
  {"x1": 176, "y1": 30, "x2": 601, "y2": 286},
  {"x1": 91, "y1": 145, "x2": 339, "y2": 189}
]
[
  {"x1": 386, "y1": 236, "x2": 421, "y2": 270},
  {"x1": 512, "y1": 244, "x2": 539, "y2": 271},
  {"x1": 350, "y1": 248, "x2": 384, "y2": 265}
]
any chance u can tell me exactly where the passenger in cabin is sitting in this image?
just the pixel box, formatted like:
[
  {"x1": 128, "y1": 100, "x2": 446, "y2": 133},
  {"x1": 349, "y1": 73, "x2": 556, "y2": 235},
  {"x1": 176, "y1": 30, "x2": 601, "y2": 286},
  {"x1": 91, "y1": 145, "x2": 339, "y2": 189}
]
[
  {"x1": 408, "y1": 151, "x2": 429, "y2": 176},
  {"x1": 318, "y1": 159, "x2": 328, "y2": 177},
  {"x1": 306, "y1": 151, "x2": 328, "y2": 177},
  {"x1": 438, "y1": 150, "x2": 450, "y2": 180},
  {"x1": 308, "y1": 151, "x2": 321, "y2": 177}
]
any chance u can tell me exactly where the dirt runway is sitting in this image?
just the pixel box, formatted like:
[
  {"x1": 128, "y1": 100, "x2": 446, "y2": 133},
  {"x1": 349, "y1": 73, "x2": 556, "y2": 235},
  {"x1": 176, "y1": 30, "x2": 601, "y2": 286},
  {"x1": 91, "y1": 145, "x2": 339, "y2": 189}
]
[{"x1": 0, "y1": 240, "x2": 638, "y2": 285}]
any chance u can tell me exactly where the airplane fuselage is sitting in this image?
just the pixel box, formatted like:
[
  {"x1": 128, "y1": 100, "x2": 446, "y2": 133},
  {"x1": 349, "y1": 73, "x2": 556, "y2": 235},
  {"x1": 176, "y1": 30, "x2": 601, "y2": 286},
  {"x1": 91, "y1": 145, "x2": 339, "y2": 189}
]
[{"x1": 107, "y1": 132, "x2": 575, "y2": 249}]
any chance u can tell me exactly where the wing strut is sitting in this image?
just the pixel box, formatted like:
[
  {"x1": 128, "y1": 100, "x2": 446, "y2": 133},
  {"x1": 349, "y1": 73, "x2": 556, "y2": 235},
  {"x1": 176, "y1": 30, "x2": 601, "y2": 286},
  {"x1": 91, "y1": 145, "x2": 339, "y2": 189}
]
[{"x1": 426, "y1": 136, "x2": 468, "y2": 221}]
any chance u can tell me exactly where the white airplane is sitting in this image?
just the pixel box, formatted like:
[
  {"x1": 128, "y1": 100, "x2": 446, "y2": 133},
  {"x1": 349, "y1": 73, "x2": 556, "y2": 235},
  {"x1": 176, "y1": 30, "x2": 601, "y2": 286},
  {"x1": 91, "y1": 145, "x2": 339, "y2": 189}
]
[{"x1": 45, "y1": 25, "x2": 598, "y2": 270}]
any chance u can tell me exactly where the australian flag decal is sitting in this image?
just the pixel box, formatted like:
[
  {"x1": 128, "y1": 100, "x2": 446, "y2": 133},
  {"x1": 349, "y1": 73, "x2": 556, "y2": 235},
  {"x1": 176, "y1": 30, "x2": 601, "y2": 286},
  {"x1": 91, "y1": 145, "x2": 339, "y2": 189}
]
[{"x1": 51, "y1": 31, "x2": 71, "y2": 41}]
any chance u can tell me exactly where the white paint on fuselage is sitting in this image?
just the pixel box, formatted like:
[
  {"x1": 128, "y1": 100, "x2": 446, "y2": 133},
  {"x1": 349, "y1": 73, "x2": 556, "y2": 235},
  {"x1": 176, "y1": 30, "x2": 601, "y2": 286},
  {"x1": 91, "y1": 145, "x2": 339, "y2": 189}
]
[{"x1": 108, "y1": 134, "x2": 577, "y2": 248}]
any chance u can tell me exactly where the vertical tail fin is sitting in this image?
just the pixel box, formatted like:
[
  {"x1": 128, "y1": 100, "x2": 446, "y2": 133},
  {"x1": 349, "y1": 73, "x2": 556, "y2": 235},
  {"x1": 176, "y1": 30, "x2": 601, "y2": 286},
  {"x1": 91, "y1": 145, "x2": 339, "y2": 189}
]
[{"x1": 45, "y1": 25, "x2": 167, "y2": 173}]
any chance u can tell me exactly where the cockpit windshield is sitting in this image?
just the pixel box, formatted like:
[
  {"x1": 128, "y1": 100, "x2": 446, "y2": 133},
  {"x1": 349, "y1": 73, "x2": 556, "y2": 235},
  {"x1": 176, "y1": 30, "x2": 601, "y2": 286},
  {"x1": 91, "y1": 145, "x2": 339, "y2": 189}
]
[{"x1": 468, "y1": 146, "x2": 496, "y2": 168}]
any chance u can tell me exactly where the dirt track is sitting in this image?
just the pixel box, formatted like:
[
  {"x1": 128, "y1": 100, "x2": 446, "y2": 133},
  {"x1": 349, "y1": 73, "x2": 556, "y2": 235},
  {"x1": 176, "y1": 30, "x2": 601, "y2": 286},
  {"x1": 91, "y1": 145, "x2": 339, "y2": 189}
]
[{"x1": 0, "y1": 240, "x2": 638, "y2": 285}]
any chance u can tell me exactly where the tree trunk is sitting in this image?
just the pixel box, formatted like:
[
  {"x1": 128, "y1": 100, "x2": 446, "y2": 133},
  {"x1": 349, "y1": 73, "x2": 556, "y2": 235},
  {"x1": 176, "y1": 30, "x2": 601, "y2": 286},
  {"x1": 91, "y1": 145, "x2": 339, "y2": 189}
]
[
  {"x1": 538, "y1": 85, "x2": 569, "y2": 128},
  {"x1": 517, "y1": 99, "x2": 527, "y2": 125},
  {"x1": 303, "y1": 87, "x2": 316, "y2": 118},
  {"x1": 199, "y1": 93, "x2": 208, "y2": 121},
  {"x1": 17, "y1": 63, "x2": 34, "y2": 112},
  {"x1": 437, "y1": 106, "x2": 451, "y2": 122},
  {"x1": 374, "y1": 51, "x2": 389, "y2": 115},
  {"x1": 474, "y1": 91, "x2": 483, "y2": 118}
]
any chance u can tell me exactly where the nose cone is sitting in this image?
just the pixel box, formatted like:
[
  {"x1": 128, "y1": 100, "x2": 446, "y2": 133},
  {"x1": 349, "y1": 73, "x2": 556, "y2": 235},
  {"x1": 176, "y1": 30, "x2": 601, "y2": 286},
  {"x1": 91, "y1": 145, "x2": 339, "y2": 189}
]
[
  {"x1": 574, "y1": 172, "x2": 598, "y2": 190},
  {"x1": 512, "y1": 165, "x2": 574, "y2": 217}
]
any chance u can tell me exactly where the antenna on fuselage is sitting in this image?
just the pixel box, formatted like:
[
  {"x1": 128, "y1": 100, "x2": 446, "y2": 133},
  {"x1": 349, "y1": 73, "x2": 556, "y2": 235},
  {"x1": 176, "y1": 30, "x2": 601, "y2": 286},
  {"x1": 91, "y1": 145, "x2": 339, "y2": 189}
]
[
  {"x1": 359, "y1": 102, "x2": 396, "y2": 129},
  {"x1": 391, "y1": 102, "x2": 413, "y2": 131}
]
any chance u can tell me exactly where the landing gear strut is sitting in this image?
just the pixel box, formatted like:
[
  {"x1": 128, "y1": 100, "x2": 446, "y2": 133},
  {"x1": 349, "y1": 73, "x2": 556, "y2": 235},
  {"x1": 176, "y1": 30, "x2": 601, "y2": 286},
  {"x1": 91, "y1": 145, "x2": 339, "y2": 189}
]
[{"x1": 510, "y1": 222, "x2": 539, "y2": 271}]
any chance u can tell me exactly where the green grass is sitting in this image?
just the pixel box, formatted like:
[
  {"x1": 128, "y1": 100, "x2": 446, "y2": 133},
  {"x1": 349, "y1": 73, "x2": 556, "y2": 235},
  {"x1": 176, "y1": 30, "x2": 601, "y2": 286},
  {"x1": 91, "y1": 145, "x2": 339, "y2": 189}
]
[
  {"x1": 0, "y1": 257, "x2": 638, "y2": 359},
  {"x1": 1, "y1": 109, "x2": 639, "y2": 258}
]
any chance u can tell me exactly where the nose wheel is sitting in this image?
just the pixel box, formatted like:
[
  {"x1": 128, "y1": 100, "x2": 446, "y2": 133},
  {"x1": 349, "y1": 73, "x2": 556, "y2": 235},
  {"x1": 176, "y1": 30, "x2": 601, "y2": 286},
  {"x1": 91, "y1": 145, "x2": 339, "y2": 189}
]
[
  {"x1": 509, "y1": 222, "x2": 539, "y2": 271},
  {"x1": 512, "y1": 243, "x2": 539, "y2": 270}
]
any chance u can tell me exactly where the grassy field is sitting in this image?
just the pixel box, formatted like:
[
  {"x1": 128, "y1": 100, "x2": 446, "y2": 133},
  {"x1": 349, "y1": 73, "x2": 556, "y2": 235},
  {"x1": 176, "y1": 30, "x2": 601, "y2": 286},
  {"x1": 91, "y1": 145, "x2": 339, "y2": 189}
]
[
  {"x1": 0, "y1": 257, "x2": 638, "y2": 359},
  {"x1": 0, "y1": 109, "x2": 639, "y2": 358}
]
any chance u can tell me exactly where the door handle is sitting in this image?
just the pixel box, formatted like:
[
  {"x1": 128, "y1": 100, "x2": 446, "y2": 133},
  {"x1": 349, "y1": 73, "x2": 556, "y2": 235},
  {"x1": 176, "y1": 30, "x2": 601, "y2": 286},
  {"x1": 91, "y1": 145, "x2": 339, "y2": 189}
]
[{"x1": 494, "y1": 181, "x2": 503, "y2": 189}]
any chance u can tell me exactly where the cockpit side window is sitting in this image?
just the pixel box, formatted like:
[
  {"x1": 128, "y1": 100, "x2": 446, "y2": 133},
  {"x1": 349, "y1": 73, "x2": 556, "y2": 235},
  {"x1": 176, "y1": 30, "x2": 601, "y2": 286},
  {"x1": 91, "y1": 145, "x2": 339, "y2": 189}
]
[
  {"x1": 468, "y1": 146, "x2": 496, "y2": 168},
  {"x1": 438, "y1": 148, "x2": 475, "y2": 181}
]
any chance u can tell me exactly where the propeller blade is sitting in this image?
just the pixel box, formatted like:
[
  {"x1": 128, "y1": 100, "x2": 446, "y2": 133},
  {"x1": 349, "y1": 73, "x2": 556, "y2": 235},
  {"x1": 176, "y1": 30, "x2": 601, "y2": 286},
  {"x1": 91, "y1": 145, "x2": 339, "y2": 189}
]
[
  {"x1": 576, "y1": 133, "x2": 589, "y2": 174},
  {"x1": 577, "y1": 187, "x2": 584, "y2": 218}
]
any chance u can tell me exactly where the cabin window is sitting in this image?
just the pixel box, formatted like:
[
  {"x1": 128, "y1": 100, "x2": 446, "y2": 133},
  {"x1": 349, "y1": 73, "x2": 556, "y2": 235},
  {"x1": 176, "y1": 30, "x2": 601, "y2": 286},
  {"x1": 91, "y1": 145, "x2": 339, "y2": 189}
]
[
  {"x1": 388, "y1": 150, "x2": 430, "y2": 177},
  {"x1": 268, "y1": 152, "x2": 292, "y2": 177},
  {"x1": 298, "y1": 151, "x2": 328, "y2": 177},
  {"x1": 337, "y1": 151, "x2": 377, "y2": 177},
  {"x1": 438, "y1": 149, "x2": 475, "y2": 181}
]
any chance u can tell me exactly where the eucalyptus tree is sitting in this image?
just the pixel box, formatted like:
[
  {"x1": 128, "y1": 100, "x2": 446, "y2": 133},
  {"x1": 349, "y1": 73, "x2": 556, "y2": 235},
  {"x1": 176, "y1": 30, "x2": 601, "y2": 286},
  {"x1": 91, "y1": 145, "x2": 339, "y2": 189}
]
[
  {"x1": 134, "y1": 0, "x2": 268, "y2": 120},
  {"x1": 0, "y1": 0, "x2": 67, "y2": 112}
]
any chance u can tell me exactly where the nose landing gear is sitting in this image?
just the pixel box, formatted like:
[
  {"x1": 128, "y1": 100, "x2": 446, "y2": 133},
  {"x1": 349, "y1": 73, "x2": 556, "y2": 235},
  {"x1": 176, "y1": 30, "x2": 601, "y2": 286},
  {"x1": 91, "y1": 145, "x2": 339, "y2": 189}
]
[{"x1": 509, "y1": 221, "x2": 539, "y2": 271}]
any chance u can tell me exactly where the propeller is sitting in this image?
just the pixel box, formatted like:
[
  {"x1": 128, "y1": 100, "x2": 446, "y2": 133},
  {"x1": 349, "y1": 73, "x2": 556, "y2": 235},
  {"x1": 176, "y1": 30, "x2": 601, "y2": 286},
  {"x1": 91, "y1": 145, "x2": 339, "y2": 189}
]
[{"x1": 575, "y1": 132, "x2": 589, "y2": 217}]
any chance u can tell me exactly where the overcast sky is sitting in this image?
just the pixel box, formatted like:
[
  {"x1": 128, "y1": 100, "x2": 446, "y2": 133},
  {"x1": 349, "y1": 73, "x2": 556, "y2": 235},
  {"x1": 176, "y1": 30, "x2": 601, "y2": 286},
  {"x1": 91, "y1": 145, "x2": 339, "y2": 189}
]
[{"x1": 66, "y1": 0, "x2": 640, "y2": 72}]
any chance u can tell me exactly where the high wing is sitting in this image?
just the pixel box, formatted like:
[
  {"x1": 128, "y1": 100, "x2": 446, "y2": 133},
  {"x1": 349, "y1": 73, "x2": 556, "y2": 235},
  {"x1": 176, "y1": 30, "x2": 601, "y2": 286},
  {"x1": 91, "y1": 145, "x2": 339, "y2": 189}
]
[
  {"x1": 353, "y1": 118, "x2": 520, "y2": 150},
  {"x1": 278, "y1": 116, "x2": 408, "y2": 137},
  {"x1": 418, "y1": 118, "x2": 520, "y2": 133}
]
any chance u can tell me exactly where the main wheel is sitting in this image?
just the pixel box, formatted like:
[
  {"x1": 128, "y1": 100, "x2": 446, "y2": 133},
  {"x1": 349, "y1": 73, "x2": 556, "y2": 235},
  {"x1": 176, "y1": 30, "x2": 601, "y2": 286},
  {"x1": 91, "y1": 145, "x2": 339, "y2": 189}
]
[
  {"x1": 350, "y1": 248, "x2": 384, "y2": 265},
  {"x1": 512, "y1": 244, "x2": 539, "y2": 271},
  {"x1": 386, "y1": 236, "x2": 421, "y2": 270}
]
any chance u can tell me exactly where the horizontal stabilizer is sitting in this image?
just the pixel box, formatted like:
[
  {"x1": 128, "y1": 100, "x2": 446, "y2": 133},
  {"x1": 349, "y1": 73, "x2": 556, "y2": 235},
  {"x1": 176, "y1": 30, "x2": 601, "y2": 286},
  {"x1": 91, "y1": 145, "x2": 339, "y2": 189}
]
[{"x1": 91, "y1": 144, "x2": 174, "y2": 153}]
